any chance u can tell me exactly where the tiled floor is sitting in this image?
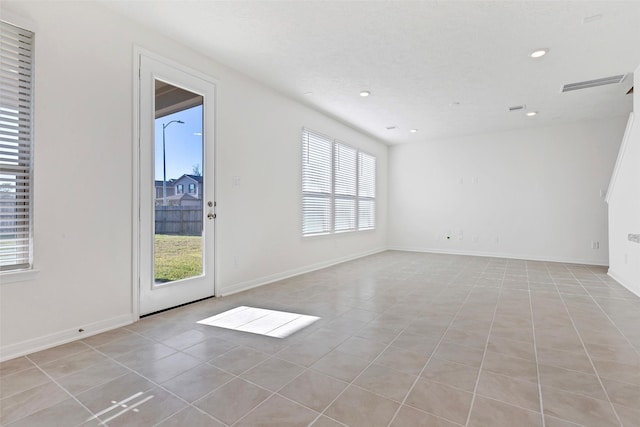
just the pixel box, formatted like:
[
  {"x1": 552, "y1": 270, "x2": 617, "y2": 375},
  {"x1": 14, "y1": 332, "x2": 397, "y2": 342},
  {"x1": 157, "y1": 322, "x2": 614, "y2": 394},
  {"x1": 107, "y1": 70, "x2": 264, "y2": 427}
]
[{"x1": 2, "y1": 251, "x2": 640, "y2": 426}]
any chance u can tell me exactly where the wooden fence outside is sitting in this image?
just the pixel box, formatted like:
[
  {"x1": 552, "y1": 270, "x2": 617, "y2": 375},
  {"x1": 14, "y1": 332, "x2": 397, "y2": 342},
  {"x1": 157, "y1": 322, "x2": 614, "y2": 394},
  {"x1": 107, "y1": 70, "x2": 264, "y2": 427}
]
[{"x1": 155, "y1": 206, "x2": 203, "y2": 235}]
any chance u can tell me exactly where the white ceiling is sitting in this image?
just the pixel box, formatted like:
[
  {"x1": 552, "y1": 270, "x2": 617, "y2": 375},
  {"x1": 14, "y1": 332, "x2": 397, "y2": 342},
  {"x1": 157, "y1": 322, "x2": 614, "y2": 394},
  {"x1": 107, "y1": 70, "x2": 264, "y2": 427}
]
[{"x1": 103, "y1": 1, "x2": 640, "y2": 145}]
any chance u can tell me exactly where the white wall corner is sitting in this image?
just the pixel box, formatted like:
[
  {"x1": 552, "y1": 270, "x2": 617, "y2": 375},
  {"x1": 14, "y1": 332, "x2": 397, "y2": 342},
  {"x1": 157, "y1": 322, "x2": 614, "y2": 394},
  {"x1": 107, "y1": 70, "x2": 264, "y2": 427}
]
[
  {"x1": 0, "y1": 314, "x2": 135, "y2": 362},
  {"x1": 607, "y1": 269, "x2": 640, "y2": 298},
  {"x1": 605, "y1": 112, "x2": 634, "y2": 204}
]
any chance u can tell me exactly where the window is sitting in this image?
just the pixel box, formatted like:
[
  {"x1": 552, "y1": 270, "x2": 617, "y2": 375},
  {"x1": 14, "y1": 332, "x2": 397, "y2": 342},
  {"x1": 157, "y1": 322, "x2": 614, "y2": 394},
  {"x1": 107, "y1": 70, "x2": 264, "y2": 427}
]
[
  {"x1": 0, "y1": 21, "x2": 34, "y2": 272},
  {"x1": 176, "y1": 184, "x2": 184, "y2": 194},
  {"x1": 188, "y1": 183, "x2": 196, "y2": 194},
  {"x1": 302, "y1": 128, "x2": 376, "y2": 236}
]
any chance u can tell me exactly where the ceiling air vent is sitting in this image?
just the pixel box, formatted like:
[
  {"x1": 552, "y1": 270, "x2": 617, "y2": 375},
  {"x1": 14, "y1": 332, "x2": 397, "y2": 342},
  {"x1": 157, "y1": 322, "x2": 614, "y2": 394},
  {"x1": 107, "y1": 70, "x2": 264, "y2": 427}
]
[
  {"x1": 561, "y1": 74, "x2": 626, "y2": 92},
  {"x1": 508, "y1": 105, "x2": 525, "y2": 112}
]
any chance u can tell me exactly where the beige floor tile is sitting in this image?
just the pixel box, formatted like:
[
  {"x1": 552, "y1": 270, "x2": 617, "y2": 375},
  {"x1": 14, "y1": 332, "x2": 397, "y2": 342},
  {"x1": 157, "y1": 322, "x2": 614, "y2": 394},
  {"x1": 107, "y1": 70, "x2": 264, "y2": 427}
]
[
  {"x1": 3, "y1": 398, "x2": 93, "y2": 427},
  {"x1": 4, "y1": 252, "x2": 639, "y2": 427},
  {"x1": 536, "y1": 346, "x2": 595, "y2": 374},
  {"x1": 539, "y1": 364, "x2": 607, "y2": 400},
  {"x1": 487, "y1": 335, "x2": 536, "y2": 361},
  {"x1": 432, "y1": 342, "x2": 485, "y2": 368},
  {"x1": 405, "y1": 378, "x2": 473, "y2": 425},
  {"x1": 390, "y1": 331, "x2": 440, "y2": 355},
  {"x1": 208, "y1": 346, "x2": 269, "y2": 375},
  {"x1": 155, "y1": 406, "x2": 225, "y2": 427},
  {"x1": 600, "y1": 377, "x2": 640, "y2": 409},
  {"x1": 544, "y1": 415, "x2": 585, "y2": 427},
  {"x1": 354, "y1": 363, "x2": 417, "y2": 402},
  {"x1": 613, "y1": 403, "x2": 640, "y2": 427},
  {"x1": 28, "y1": 341, "x2": 92, "y2": 366},
  {"x1": 422, "y1": 357, "x2": 480, "y2": 392},
  {"x1": 468, "y1": 395, "x2": 543, "y2": 427},
  {"x1": 235, "y1": 394, "x2": 318, "y2": 426},
  {"x1": 75, "y1": 372, "x2": 156, "y2": 413},
  {"x1": 194, "y1": 378, "x2": 271, "y2": 425},
  {"x1": 541, "y1": 386, "x2": 619, "y2": 427},
  {"x1": 275, "y1": 339, "x2": 334, "y2": 367},
  {"x1": 324, "y1": 385, "x2": 399, "y2": 427},
  {"x1": 39, "y1": 350, "x2": 108, "y2": 380},
  {"x1": 81, "y1": 328, "x2": 135, "y2": 347},
  {"x1": 56, "y1": 359, "x2": 129, "y2": 395},
  {"x1": 311, "y1": 350, "x2": 369, "y2": 382},
  {"x1": 375, "y1": 345, "x2": 430, "y2": 376},
  {"x1": 592, "y1": 358, "x2": 640, "y2": 386},
  {"x1": 0, "y1": 381, "x2": 69, "y2": 425},
  {"x1": 477, "y1": 370, "x2": 540, "y2": 412},
  {"x1": 310, "y1": 415, "x2": 347, "y2": 426},
  {"x1": 0, "y1": 357, "x2": 34, "y2": 377},
  {"x1": 389, "y1": 405, "x2": 460, "y2": 427},
  {"x1": 482, "y1": 351, "x2": 539, "y2": 383},
  {"x1": 335, "y1": 336, "x2": 387, "y2": 361},
  {"x1": 113, "y1": 342, "x2": 177, "y2": 371},
  {"x1": 94, "y1": 334, "x2": 154, "y2": 357},
  {"x1": 98, "y1": 387, "x2": 186, "y2": 426},
  {"x1": 240, "y1": 357, "x2": 305, "y2": 391},
  {"x1": 279, "y1": 370, "x2": 348, "y2": 412},
  {"x1": 161, "y1": 363, "x2": 234, "y2": 402},
  {"x1": 0, "y1": 367, "x2": 51, "y2": 399},
  {"x1": 133, "y1": 351, "x2": 202, "y2": 383},
  {"x1": 182, "y1": 337, "x2": 238, "y2": 361}
]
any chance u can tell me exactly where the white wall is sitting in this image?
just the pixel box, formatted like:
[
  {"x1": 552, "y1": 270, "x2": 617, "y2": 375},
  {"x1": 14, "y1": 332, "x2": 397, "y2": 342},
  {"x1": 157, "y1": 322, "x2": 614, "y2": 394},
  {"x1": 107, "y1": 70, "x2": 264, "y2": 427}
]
[
  {"x1": 388, "y1": 118, "x2": 627, "y2": 265},
  {"x1": 0, "y1": 2, "x2": 388, "y2": 360},
  {"x1": 607, "y1": 67, "x2": 640, "y2": 295}
]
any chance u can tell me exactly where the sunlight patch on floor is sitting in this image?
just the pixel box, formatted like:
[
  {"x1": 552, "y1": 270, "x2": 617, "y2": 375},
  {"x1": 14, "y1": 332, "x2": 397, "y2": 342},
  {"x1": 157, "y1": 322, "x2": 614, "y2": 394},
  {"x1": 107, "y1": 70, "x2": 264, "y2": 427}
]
[{"x1": 197, "y1": 306, "x2": 320, "y2": 338}]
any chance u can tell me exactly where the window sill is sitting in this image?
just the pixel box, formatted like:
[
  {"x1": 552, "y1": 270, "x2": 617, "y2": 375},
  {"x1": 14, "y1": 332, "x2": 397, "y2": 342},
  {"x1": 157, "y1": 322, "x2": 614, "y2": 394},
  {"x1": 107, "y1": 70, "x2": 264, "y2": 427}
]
[{"x1": 1, "y1": 268, "x2": 40, "y2": 285}]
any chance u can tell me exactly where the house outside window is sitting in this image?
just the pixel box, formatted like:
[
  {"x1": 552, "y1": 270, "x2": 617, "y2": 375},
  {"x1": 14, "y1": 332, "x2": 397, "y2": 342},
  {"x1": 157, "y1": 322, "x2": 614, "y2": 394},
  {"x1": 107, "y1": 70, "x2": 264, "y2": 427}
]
[
  {"x1": 188, "y1": 183, "x2": 196, "y2": 194},
  {"x1": 176, "y1": 184, "x2": 184, "y2": 194}
]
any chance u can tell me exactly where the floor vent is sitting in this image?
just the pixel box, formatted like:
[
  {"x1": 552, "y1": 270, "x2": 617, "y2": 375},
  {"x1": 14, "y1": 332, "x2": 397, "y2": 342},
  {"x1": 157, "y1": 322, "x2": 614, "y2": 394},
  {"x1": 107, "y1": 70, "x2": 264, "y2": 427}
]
[{"x1": 562, "y1": 74, "x2": 626, "y2": 92}]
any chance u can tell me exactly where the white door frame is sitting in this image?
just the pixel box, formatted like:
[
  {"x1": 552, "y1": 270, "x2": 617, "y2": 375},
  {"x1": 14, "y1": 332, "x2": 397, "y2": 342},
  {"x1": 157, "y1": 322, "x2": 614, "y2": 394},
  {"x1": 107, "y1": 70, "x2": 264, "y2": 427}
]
[{"x1": 132, "y1": 47, "x2": 219, "y2": 319}]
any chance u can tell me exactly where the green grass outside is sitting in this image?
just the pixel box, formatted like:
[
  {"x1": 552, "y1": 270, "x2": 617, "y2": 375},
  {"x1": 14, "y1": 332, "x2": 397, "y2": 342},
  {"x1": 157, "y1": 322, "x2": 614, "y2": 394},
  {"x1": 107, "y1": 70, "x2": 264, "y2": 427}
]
[{"x1": 154, "y1": 234, "x2": 203, "y2": 282}]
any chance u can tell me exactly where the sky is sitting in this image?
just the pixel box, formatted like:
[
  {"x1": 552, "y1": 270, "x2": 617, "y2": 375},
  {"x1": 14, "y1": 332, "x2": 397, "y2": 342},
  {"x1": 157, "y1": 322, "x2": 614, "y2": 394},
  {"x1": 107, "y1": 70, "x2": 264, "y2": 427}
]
[{"x1": 154, "y1": 105, "x2": 203, "y2": 181}]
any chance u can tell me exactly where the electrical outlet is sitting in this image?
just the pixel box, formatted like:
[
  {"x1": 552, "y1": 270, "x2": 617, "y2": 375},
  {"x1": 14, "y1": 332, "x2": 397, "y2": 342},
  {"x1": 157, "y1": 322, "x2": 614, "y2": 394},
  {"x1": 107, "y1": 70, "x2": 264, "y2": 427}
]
[{"x1": 591, "y1": 241, "x2": 600, "y2": 249}]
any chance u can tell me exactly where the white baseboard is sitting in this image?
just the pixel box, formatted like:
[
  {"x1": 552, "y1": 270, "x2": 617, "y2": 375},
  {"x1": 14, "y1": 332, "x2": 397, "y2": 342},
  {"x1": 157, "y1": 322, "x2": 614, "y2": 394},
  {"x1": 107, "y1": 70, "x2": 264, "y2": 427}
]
[
  {"x1": 607, "y1": 269, "x2": 640, "y2": 297},
  {"x1": 0, "y1": 313, "x2": 134, "y2": 362},
  {"x1": 220, "y1": 247, "x2": 387, "y2": 297},
  {"x1": 388, "y1": 246, "x2": 609, "y2": 267}
]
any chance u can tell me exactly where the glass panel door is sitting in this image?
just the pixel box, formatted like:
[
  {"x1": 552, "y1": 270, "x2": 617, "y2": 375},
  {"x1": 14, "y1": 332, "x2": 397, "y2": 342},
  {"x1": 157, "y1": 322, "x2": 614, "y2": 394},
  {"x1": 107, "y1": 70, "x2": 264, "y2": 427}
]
[{"x1": 138, "y1": 52, "x2": 216, "y2": 316}]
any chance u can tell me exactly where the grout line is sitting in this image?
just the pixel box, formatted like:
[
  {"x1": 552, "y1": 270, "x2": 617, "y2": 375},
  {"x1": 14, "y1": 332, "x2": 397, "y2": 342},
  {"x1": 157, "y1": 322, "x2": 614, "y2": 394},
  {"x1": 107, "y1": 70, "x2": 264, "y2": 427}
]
[
  {"x1": 545, "y1": 263, "x2": 624, "y2": 426},
  {"x1": 462, "y1": 261, "x2": 505, "y2": 427},
  {"x1": 526, "y1": 261, "x2": 547, "y2": 427}
]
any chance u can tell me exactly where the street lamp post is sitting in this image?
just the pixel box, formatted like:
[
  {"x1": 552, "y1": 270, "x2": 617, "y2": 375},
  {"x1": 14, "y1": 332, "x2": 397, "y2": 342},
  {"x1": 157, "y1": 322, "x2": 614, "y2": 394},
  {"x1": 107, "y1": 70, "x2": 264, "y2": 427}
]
[{"x1": 162, "y1": 120, "x2": 184, "y2": 205}]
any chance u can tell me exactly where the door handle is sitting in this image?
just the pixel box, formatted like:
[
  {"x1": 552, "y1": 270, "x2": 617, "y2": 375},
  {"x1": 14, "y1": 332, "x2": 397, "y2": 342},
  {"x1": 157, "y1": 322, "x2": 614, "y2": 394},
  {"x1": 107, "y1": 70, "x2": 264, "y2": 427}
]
[{"x1": 208, "y1": 213, "x2": 216, "y2": 220}]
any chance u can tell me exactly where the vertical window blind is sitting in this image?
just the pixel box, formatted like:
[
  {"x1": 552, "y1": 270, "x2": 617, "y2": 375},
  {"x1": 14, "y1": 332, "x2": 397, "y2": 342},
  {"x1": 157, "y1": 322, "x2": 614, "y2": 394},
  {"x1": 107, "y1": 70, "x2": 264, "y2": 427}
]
[
  {"x1": 302, "y1": 128, "x2": 376, "y2": 236},
  {"x1": 0, "y1": 21, "x2": 34, "y2": 272}
]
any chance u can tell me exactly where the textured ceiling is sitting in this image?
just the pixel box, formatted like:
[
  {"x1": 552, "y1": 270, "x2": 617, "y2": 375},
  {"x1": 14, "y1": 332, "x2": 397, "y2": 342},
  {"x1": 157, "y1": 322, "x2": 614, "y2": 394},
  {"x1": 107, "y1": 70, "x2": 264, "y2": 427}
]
[{"x1": 103, "y1": 1, "x2": 640, "y2": 145}]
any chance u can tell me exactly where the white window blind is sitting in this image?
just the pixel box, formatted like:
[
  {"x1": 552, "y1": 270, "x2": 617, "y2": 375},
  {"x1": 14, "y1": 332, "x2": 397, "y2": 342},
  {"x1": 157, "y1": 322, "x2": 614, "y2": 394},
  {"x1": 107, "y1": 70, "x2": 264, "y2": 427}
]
[
  {"x1": 334, "y1": 142, "x2": 357, "y2": 232},
  {"x1": 358, "y1": 151, "x2": 376, "y2": 230},
  {"x1": 302, "y1": 129, "x2": 332, "y2": 235},
  {"x1": 0, "y1": 21, "x2": 34, "y2": 272},
  {"x1": 302, "y1": 128, "x2": 376, "y2": 236}
]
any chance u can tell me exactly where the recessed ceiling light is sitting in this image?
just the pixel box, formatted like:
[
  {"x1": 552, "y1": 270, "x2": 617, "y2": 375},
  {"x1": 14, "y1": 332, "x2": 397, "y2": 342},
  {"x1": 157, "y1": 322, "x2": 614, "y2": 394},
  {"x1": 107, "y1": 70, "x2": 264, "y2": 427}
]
[
  {"x1": 359, "y1": 91, "x2": 371, "y2": 97},
  {"x1": 530, "y1": 49, "x2": 548, "y2": 58},
  {"x1": 409, "y1": 129, "x2": 418, "y2": 133},
  {"x1": 385, "y1": 126, "x2": 397, "y2": 130},
  {"x1": 303, "y1": 91, "x2": 313, "y2": 96},
  {"x1": 526, "y1": 111, "x2": 538, "y2": 117},
  {"x1": 450, "y1": 102, "x2": 461, "y2": 107}
]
